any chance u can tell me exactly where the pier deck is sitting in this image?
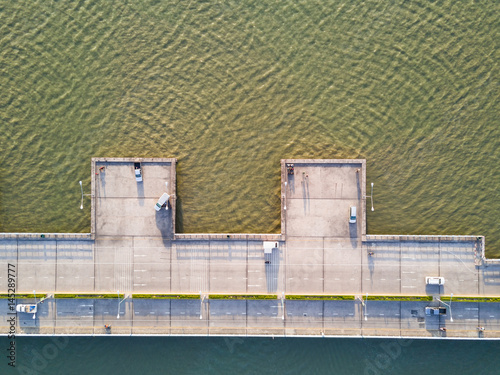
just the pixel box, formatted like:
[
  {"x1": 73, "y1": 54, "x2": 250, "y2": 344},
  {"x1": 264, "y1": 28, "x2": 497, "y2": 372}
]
[{"x1": 1, "y1": 158, "x2": 499, "y2": 338}]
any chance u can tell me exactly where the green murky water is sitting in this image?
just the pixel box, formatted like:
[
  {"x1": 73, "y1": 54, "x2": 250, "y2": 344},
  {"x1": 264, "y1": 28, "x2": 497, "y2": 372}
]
[{"x1": 1, "y1": 0, "x2": 499, "y2": 255}]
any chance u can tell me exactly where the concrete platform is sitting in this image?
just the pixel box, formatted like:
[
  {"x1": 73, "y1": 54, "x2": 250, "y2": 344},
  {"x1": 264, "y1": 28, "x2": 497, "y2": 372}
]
[{"x1": 1, "y1": 157, "x2": 499, "y2": 339}]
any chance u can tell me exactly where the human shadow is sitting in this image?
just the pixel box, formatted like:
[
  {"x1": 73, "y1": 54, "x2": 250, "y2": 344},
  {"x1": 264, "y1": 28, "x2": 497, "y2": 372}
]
[
  {"x1": 288, "y1": 174, "x2": 295, "y2": 195},
  {"x1": 301, "y1": 176, "x2": 310, "y2": 214}
]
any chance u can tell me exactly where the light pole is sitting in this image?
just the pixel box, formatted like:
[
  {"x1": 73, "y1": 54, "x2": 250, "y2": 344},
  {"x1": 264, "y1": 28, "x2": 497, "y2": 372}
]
[
  {"x1": 363, "y1": 183, "x2": 375, "y2": 212},
  {"x1": 79, "y1": 181, "x2": 91, "y2": 209},
  {"x1": 117, "y1": 290, "x2": 126, "y2": 319},
  {"x1": 437, "y1": 293, "x2": 453, "y2": 322},
  {"x1": 79, "y1": 181, "x2": 84, "y2": 209},
  {"x1": 33, "y1": 290, "x2": 37, "y2": 319},
  {"x1": 365, "y1": 293, "x2": 368, "y2": 320},
  {"x1": 200, "y1": 291, "x2": 203, "y2": 320}
]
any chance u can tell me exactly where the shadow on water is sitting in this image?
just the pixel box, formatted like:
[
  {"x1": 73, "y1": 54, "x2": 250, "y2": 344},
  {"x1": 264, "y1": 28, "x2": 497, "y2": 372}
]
[
  {"x1": 356, "y1": 169, "x2": 361, "y2": 200},
  {"x1": 175, "y1": 197, "x2": 184, "y2": 233}
]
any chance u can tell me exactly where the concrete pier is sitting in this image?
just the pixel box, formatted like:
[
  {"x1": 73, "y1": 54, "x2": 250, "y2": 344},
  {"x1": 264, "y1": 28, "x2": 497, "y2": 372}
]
[{"x1": 1, "y1": 158, "x2": 499, "y2": 338}]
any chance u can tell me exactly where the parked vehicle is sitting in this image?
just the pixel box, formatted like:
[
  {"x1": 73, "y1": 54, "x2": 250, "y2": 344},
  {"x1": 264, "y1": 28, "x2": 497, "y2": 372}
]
[
  {"x1": 349, "y1": 206, "x2": 357, "y2": 224},
  {"x1": 155, "y1": 193, "x2": 170, "y2": 211},
  {"x1": 425, "y1": 306, "x2": 447, "y2": 316},
  {"x1": 426, "y1": 276, "x2": 445, "y2": 285},
  {"x1": 134, "y1": 162, "x2": 143, "y2": 182}
]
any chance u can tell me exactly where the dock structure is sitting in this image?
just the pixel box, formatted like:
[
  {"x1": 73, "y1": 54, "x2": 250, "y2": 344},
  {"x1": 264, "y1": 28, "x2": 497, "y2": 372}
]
[{"x1": 1, "y1": 158, "x2": 500, "y2": 338}]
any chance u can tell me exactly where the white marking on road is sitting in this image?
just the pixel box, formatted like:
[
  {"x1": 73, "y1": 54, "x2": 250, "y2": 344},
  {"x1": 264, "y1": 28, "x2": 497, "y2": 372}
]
[
  {"x1": 134, "y1": 270, "x2": 146, "y2": 272},
  {"x1": 334, "y1": 278, "x2": 340, "y2": 281},
  {"x1": 402, "y1": 286, "x2": 416, "y2": 288}
]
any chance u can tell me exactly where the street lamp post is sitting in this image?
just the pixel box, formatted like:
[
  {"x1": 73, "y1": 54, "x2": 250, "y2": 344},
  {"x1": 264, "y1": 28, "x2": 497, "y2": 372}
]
[
  {"x1": 365, "y1": 293, "x2": 368, "y2": 320},
  {"x1": 79, "y1": 181, "x2": 91, "y2": 209},
  {"x1": 437, "y1": 293, "x2": 453, "y2": 322},
  {"x1": 281, "y1": 292, "x2": 285, "y2": 320},
  {"x1": 33, "y1": 290, "x2": 37, "y2": 319},
  {"x1": 363, "y1": 183, "x2": 375, "y2": 212},
  {"x1": 79, "y1": 181, "x2": 84, "y2": 209},
  {"x1": 117, "y1": 290, "x2": 127, "y2": 319},
  {"x1": 200, "y1": 291, "x2": 203, "y2": 320}
]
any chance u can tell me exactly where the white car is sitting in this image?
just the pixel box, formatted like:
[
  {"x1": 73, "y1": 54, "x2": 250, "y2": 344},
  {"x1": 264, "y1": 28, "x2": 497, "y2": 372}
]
[
  {"x1": 134, "y1": 162, "x2": 143, "y2": 182},
  {"x1": 426, "y1": 276, "x2": 445, "y2": 285},
  {"x1": 155, "y1": 193, "x2": 170, "y2": 211},
  {"x1": 349, "y1": 206, "x2": 357, "y2": 224}
]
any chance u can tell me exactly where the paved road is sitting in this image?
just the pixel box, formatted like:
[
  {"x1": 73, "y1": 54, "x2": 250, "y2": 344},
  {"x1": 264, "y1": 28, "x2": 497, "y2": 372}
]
[{"x1": 3, "y1": 298, "x2": 500, "y2": 338}]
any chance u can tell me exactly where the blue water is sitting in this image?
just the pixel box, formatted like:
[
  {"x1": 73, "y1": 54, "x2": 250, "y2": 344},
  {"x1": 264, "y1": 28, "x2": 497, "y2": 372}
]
[{"x1": 2, "y1": 337, "x2": 500, "y2": 374}]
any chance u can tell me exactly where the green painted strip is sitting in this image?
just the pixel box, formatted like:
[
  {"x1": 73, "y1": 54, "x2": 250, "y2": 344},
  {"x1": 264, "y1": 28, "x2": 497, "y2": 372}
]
[
  {"x1": 209, "y1": 294, "x2": 277, "y2": 300},
  {"x1": 131, "y1": 294, "x2": 200, "y2": 299},
  {"x1": 2, "y1": 294, "x2": 499, "y2": 303},
  {"x1": 54, "y1": 294, "x2": 124, "y2": 299}
]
